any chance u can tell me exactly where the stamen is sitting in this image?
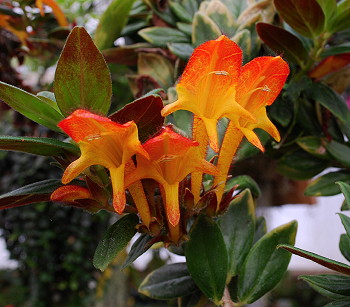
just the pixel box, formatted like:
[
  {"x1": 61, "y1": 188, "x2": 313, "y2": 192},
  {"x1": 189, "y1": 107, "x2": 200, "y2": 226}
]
[
  {"x1": 262, "y1": 85, "x2": 271, "y2": 92},
  {"x1": 86, "y1": 134, "x2": 101, "y2": 141}
]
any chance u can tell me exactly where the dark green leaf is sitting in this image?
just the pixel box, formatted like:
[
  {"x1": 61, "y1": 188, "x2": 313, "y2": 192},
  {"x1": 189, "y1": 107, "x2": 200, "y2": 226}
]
[
  {"x1": 339, "y1": 234, "x2": 350, "y2": 263},
  {"x1": 254, "y1": 216, "x2": 267, "y2": 244},
  {"x1": 305, "y1": 82, "x2": 350, "y2": 124},
  {"x1": 333, "y1": 2, "x2": 350, "y2": 33},
  {"x1": 339, "y1": 214, "x2": 350, "y2": 239},
  {"x1": 176, "y1": 22, "x2": 192, "y2": 36},
  {"x1": 277, "y1": 150, "x2": 328, "y2": 180},
  {"x1": 300, "y1": 274, "x2": 350, "y2": 296},
  {"x1": 192, "y1": 12, "x2": 221, "y2": 47},
  {"x1": 326, "y1": 141, "x2": 350, "y2": 167},
  {"x1": 93, "y1": 214, "x2": 139, "y2": 271},
  {"x1": 55, "y1": 27, "x2": 112, "y2": 116},
  {"x1": 324, "y1": 298, "x2": 350, "y2": 307},
  {"x1": 337, "y1": 182, "x2": 350, "y2": 210},
  {"x1": 0, "y1": 136, "x2": 78, "y2": 156},
  {"x1": 256, "y1": 23, "x2": 308, "y2": 65},
  {"x1": 94, "y1": 0, "x2": 137, "y2": 50},
  {"x1": 102, "y1": 43, "x2": 150, "y2": 66},
  {"x1": 322, "y1": 43, "x2": 350, "y2": 57},
  {"x1": 109, "y1": 94, "x2": 164, "y2": 143},
  {"x1": 0, "y1": 82, "x2": 64, "y2": 131},
  {"x1": 224, "y1": 176, "x2": 261, "y2": 198},
  {"x1": 217, "y1": 190, "x2": 256, "y2": 279},
  {"x1": 138, "y1": 27, "x2": 190, "y2": 48},
  {"x1": 305, "y1": 171, "x2": 350, "y2": 196},
  {"x1": 122, "y1": 234, "x2": 153, "y2": 269},
  {"x1": 0, "y1": 179, "x2": 62, "y2": 210},
  {"x1": 274, "y1": 0, "x2": 325, "y2": 38},
  {"x1": 317, "y1": 0, "x2": 337, "y2": 31},
  {"x1": 297, "y1": 136, "x2": 331, "y2": 160},
  {"x1": 168, "y1": 43, "x2": 194, "y2": 60},
  {"x1": 237, "y1": 221, "x2": 297, "y2": 304},
  {"x1": 279, "y1": 244, "x2": 350, "y2": 275},
  {"x1": 186, "y1": 215, "x2": 228, "y2": 305},
  {"x1": 169, "y1": 1, "x2": 192, "y2": 23},
  {"x1": 139, "y1": 263, "x2": 198, "y2": 299}
]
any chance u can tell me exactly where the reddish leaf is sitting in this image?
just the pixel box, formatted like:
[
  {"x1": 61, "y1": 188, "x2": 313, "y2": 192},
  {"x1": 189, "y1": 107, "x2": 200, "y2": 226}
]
[
  {"x1": 274, "y1": 0, "x2": 325, "y2": 38},
  {"x1": 309, "y1": 53, "x2": 350, "y2": 80},
  {"x1": 0, "y1": 179, "x2": 62, "y2": 210},
  {"x1": 55, "y1": 27, "x2": 112, "y2": 116},
  {"x1": 109, "y1": 94, "x2": 164, "y2": 142},
  {"x1": 256, "y1": 23, "x2": 308, "y2": 65}
]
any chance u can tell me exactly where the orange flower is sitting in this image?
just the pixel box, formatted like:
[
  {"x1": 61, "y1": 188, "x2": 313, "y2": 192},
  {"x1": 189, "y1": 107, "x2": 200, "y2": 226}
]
[
  {"x1": 58, "y1": 109, "x2": 149, "y2": 215},
  {"x1": 125, "y1": 126, "x2": 219, "y2": 227},
  {"x1": 162, "y1": 35, "x2": 289, "y2": 152}
]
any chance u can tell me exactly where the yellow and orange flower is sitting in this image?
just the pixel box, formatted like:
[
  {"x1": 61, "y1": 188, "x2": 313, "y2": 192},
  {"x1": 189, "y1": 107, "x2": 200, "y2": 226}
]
[
  {"x1": 125, "y1": 126, "x2": 219, "y2": 227},
  {"x1": 57, "y1": 109, "x2": 149, "y2": 216}
]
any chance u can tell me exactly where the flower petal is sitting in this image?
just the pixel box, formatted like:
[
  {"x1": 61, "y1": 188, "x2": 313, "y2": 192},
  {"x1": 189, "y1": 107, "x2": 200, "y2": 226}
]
[
  {"x1": 163, "y1": 182, "x2": 180, "y2": 226},
  {"x1": 110, "y1": 165, "x2": 127, "y2": 214}
]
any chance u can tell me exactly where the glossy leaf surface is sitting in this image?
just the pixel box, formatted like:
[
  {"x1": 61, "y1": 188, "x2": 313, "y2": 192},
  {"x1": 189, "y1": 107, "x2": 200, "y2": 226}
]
[
  {"x1": 305, "y1": 171, "x2": 350, "y2": 196},
  {"x1": 224, "y1": 176, "x2": 261, "y2": 198},
  {"x1": 301, "y1": 274, "x2": 350, "y2": 296},
  {"x1": 122, "y1": 234, "x2": 153, "y2": 269},
  {"x1": 55, "y1": 27, "x2": 112, "y2": 116}
]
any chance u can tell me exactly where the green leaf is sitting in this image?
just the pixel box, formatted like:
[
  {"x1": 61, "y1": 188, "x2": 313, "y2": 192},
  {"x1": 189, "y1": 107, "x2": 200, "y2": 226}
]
[
  {"x1": 217, "y1": 190, "x2": 256, "y2": 279},
  {"x1": 205, "y1": 0, "x2": 236, "y2": 36},
  {"x1": 192, "y1": 12, "x2": 222, "y2": 47},
  {"x1": 339, "y1": 234, "x2": 350, "y2": 263},
  {"x1": 0, "y1": 179, "x2": 62, "y2": 210},
  {"x1": 321, "y1": 43, "x2": 350, "y2": 57},
  {"x1": 256, "y1": 23, "x2": 308, "y2": 66},
  {"x1": 168, "y1": 43, "x2": 194, "y2": 60},
  {"x1": 109, "y1": 94, "x2": 164, "y2": 143},
  {"x1": 300, "y1": 274, "x2": 350, "y2": 296},
  {"x1": 339, "y1": 213, "x2": 350, "y2": 239},
  {"x1": 280, "y1": 244, "x2": 350, "y2": 275},
  {"x1": 94, "y1": 0, "x2": 137, "y2": 50},
  {"x1": 297, "y1": 136, "x2": 331, "y2": 160},
  {"x1": 317, "y1": 0, "x2": 337, "y2": 31},
  {"x1": 169, "y1": 1, "x2": 193, "y2": 23},
  {"x1": 337, "y1": 182, "x2": 350, "y2": 210},
  {"x1": 237, "y1": 221, "x2": 297, "y2": 304},
  {"x1": 305, "y1": 171, "x2": 350, "y2": 196},
  {"x1": 305, "y1": 82, "x2": 350, "y2": 124},
  {"x1": 254, "y1": 216, "x2": 267, "y2": 244},
  {"x1": 332, "y1": 1, "x2": 350, "y2": 33},
  {"x1": 93, "y1": 214, "x2": 139, "y2": 271},
  {"x1": 121, "y1": 234, "x2": 153, "y2": 269},
  {"x1": 176, "y1": 22, "x2": 192, "y2": 36},
  {"x1": 0, "y1": 136, "x2": 78, "y2": 156},
  {"x1": 185, "y1": 215, "x2": 228, "y2": 305},
  {"x1": 324, "y1": 298, "x2": 350, "y2": 307},
  {"x1": 138, "y1": 27, "x2": 190, "y2": 48},
  {"x1": 0, "y1": 82, "x2": 64, "y2": 131},
  {"x1": 224, "y1": 176, "x2": 261, "y2": 198},
  {"x1": 326, "y1": 141, "x2": 350, "y2": 168},
  {"x1": 274, "y1": 0, "x2": 325, "y2": 38},
  {"x1": 277, "y1": 150, "x2": 328, "y2": 180},
  {"x1": 55, "y1": 27, "x2": 112, "y2": 116},
  {"x1": 139, "y1": 263, "x2": 198, "y2": 299},
  {"x1": 102, "y1": 43, "x2": 150, "y2": 66}
]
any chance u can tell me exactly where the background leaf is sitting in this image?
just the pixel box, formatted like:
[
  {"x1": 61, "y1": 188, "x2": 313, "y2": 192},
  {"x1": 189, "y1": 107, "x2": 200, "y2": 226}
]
[
  {"x1": 300, "y1": 274, "x2": 350, "y2": 296},
  {"x1": 94, "y1": 0, "x2": 137, "y2": 50},
  {"x1": 0, "y1": 82, "x2": 64, "y2": 131},
  {"x1": 305, "y1": 171, "x2": 350, "y2": 196},
  {"x1": 122, "y1": 234, "x2": 153, "y2": 269},
  {"x1": 339, "y1": 234, "x2": 350, "y2": 263},
  {"x1": 185, "y1": 215, "x2": 228, "y2": 305},
  {"x1": 237, "y1": 221, "x2": 297, "y2": 304},
  {"x1": 139, "y1": 263, "x2": 198, "y2": 299},
  {"x1": 192, "y1": 12, "x2": 222, "y2": 47},
  {"x1": 224, "y1": 176, "x2": 261, "y2": 198},
  {"x1": 55, "y1": 27, "x2": 112, "y2": 116},
  {"x1": 93, "y1": 214, "x2": 139, "y2": 271},
  {"x1": 138, "y1": 27, "x2": 190, "y2": 48},
  {"x1": 337, "y1": 182, "x2": 350, "y2": 210}
]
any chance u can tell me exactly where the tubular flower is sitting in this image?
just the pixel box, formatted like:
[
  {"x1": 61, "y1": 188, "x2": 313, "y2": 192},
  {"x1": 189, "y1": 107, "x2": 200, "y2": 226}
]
[
  {"x1": 161, "y1": 35, "x2": 289, "y2": 152},
  {"x1": 125, "y1": 126, "x2": 219, "y2": 227},
  {"x1": 58, "y1": 109, "x2": 149, "y2": 214}
]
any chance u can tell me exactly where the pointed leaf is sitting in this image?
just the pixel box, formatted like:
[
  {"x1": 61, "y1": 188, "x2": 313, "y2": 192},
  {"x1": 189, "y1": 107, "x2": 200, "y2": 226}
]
[
  {"x1": 122, "y1": 234, "x2": 153, "y2": 269},
  {"x1": 317, "y1": 0, "x2": 337, "y2": 31},
  {"x1": 322, "y1": 43, "x2": 350, "y2": 57},
  {"x1": 0, "y1": 82, "x2": 64, "y2": 131},
  {"x1": 297, "y1": 136, "x2": 331, "y2": 160},
  {"x1": 274, "y1": 0, "x2": 325, "y2": 38},
  {"x1": 300, "y1": 274, "x2": 350, "y2": 296},
  {"x1": 94, "y1": 0, "x2": 137, "y2": 50},
  {"x1": 339, "y1": 213, "x2": 350, "y2": 239},
  {"x1": 185, "y1": 215, "x2": 228, "y2": 305},
  {"x1": 237, "y1": 221, "x2": 297, "y2": 304},
  {"x1": 224, "y1": 176, "x2": 261, "y2": 198},
  {"x1": 279, "y1": 244, "x2": 350, "y2": 275},
  {"x1": 305, "y1": 171, "x2": 350, "y2": 196},
  {"x1": 324, "y1": 298, "x2": 350, "y2": 307},
  {"x1": 217, "y1": 190, "x2": 256, "y2": 278},
  {"x1": 55, "y1": 27, "x2": 112, "y2": 116},
  {"x1": 93, "y1": 214, "x2": 139, "y2": 271},
  {"x1": 139, "y1": 263, "x2": 198, "y2": 299},
  {"x1": 138, "y1": 27, "x2": 190, "y2": 48},
  {"x1": 192, "y1": 12, "x2": 222, "y2": 47},
  {"x1": 256, "y1": 23, "x2": 308, "y2": 65},
  {"x1": 0, "y1": 136, "x2": 78, "y2": 156},
  {"x1": 168, "y1": 43, "x2": 194, "y2": 60},
  {"x1": 339, "y1": 234, "x2": 350, "y2": 263},
  {"x1": 326, "y1": 141, "x2": 350, "y2": 168},
  {"x1": 109, "y1": 94, "x2": 164, "y2": 143},
  {"x1": 0, "y1": 179, "x2": 62, "y2": 210},
  {"x1": 337, "y1": 182, "x2": 350, "y2": 210},
  {"x1": 333, "y1": 2, "x2": 350, "y2": 33}
]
